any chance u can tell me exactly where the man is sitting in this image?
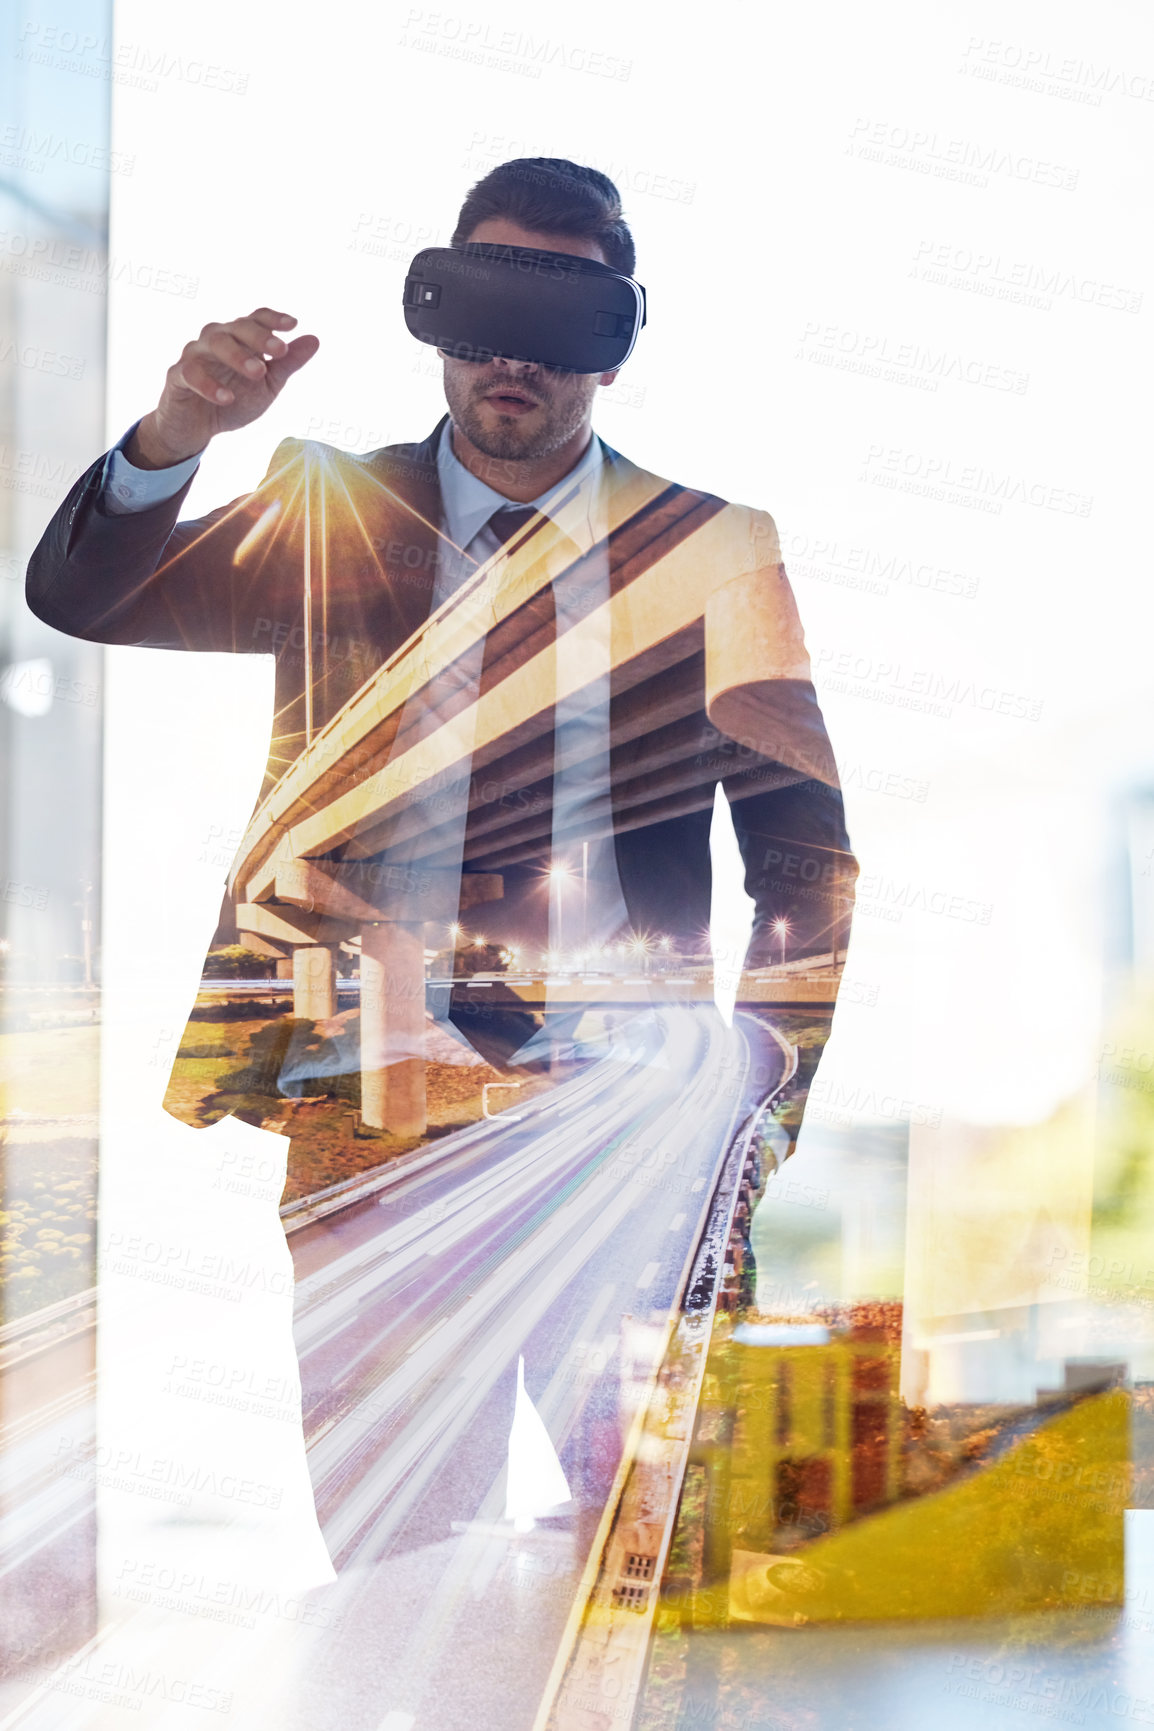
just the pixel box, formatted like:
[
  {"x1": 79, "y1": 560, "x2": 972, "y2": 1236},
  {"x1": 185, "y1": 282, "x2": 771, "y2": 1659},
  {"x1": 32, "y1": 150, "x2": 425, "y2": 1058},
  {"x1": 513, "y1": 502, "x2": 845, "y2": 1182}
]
[{"x1": 26, "y1": 158, "x2": 856, "y2": 1140}]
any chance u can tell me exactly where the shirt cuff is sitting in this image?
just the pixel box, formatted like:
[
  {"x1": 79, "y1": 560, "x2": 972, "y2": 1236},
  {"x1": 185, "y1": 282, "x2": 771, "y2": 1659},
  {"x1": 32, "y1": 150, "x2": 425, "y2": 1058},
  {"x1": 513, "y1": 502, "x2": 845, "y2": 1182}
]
[{"x1": 101, "y1": 425, "x2": 204, "y2": 515}]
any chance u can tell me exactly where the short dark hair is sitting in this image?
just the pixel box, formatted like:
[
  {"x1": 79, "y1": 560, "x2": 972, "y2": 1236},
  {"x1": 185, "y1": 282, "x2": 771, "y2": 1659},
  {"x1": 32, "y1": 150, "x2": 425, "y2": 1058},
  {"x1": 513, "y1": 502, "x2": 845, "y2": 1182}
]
[{"x1": 452, "y1": 158, "x2": 636, "y2": 277}]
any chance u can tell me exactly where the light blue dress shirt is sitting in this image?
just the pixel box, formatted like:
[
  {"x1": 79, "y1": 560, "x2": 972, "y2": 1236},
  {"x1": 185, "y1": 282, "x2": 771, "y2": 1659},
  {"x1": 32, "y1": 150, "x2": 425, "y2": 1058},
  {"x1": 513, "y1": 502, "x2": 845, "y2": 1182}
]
[{"x1": 102, "y1": 426, "x2": 204, "y2": 513}]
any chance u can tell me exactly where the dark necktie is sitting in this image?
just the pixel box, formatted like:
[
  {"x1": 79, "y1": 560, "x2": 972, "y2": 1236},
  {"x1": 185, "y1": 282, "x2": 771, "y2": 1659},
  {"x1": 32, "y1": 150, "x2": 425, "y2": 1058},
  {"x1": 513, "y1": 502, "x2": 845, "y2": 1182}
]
[
  {"x1": 481, "y1": 500, "x2": 588, "y2": 703},
  {"x1": 482, "y1": 504, "x2": 620, "y2": 950},
  {"x1": 477, "y1": 504, "x2": 563, "y2": 886},
  {"x1": 480, "y1": 505, "x2": 557, "y2": 707},
  {"x1": 488, "y1": 504, "x2": 538, "y2": 548}
]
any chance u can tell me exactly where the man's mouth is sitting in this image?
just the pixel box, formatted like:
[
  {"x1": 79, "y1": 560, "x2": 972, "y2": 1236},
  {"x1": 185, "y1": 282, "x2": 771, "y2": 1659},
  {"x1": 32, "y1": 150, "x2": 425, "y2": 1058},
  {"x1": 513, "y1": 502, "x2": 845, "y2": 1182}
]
[{"x1": 482, "y1": 387, "x2": 541, "y2": 412}]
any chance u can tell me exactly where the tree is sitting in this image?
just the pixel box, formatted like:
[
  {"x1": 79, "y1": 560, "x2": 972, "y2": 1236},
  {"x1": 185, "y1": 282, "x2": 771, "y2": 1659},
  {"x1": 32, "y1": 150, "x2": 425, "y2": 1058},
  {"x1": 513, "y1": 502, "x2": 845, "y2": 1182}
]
[{"x1": 202, "y1": 945, "x2": 276, "y2": 981}]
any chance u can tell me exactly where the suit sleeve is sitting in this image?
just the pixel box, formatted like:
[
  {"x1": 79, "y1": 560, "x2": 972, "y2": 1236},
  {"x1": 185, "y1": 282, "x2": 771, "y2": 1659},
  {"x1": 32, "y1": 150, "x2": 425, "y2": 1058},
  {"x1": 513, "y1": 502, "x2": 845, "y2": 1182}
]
[
  {"x1": 24, "y1": 436, "x2": 307, "y2": 654},
  {"x1": 723, "y1": 772, "x2": 857, "y2": 969},
  {"x1": 706, "y1": 504, "x2": 858, "y2": 965},
  {"x1": 712, "y1": 508, "x2": 858, "y2": 1153}
]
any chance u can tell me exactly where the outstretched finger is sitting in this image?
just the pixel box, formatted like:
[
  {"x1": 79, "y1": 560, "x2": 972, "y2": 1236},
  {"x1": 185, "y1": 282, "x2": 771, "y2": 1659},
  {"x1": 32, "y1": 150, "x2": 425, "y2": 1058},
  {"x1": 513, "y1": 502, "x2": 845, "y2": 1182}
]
[
  {"x1": 265, "y1": 332, "x2": 320, "y2": 394},
  {"x1": 248, "y1": 308, "x2": 299, "y2": 333}
]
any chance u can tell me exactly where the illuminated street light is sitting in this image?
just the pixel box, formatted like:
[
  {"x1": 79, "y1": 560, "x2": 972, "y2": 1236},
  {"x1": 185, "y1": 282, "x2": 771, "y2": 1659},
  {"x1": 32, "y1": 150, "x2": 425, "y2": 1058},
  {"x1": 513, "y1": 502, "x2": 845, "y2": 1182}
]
[
  {"x1": 448, "y1": 922, "x2": 463, "y2": 945},
  {"x1": 772, "y1": 917, "x2": 791, "y2": 969},
  {"x1": 628, "y1": 931, "x2": 652, "y2": 975}
]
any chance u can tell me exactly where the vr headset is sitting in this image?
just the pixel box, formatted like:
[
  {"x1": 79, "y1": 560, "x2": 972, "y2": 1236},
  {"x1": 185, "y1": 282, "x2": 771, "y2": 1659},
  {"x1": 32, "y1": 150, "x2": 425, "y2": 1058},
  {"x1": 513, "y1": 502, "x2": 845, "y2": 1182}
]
[{"x1": 402, "y1": 242, "x2": 646, "y2": 373}]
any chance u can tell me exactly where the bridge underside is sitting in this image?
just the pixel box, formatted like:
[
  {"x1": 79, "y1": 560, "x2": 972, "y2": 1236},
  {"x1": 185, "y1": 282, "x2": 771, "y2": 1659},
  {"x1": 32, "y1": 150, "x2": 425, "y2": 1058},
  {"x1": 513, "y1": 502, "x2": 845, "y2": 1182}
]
[{"x1": 228, "y1": 482, "x2": 849, "y2": 1133}]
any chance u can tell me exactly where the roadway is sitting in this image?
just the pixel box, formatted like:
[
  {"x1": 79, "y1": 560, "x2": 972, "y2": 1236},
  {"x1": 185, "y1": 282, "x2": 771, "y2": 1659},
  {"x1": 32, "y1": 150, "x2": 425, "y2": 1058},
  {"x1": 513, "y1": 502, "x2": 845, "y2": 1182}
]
[
  {"x1": 0, "y1": 1004, "x2": 781, "y2": 1730},
  {"x1": 278, "y1": 1002, "x2": 773, "y2": 1730}
]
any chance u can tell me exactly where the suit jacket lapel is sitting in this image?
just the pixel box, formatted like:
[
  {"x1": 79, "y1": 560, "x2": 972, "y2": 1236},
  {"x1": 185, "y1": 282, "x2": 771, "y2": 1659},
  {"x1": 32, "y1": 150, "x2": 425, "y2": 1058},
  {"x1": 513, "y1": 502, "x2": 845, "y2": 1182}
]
[{"x1": 360, "y1": 416, "x2": 454, "y2": 647}]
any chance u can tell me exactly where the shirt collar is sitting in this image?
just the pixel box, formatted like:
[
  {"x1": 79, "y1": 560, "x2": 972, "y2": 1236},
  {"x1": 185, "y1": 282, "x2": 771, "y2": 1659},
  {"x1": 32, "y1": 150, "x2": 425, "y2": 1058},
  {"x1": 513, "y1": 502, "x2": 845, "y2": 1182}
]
[{"x1": 436, "y1": 418, "x2": 605, "y2": 557}]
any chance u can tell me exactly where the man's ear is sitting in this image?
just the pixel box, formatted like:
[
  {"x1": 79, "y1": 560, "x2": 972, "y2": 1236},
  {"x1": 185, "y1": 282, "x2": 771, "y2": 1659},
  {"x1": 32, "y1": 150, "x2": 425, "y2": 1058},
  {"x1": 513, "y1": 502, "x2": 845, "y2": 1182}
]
[{"x1": 598, "y1": 368, "x2": 620, "y2": 387}]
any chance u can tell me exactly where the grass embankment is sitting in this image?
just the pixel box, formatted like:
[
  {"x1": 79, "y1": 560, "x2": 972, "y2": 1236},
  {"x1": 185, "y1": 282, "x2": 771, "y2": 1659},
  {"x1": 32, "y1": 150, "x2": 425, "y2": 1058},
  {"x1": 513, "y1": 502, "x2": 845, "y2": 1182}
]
[{"x1": 169, "y1": 1005, "x2": 555, "y2": 1204}]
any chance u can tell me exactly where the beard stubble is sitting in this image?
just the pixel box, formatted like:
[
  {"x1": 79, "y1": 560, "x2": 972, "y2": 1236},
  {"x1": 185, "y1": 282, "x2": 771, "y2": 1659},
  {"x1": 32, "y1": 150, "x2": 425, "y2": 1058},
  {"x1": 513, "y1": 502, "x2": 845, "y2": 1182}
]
[{"x1": 443, "y1": 367, "x2": 596, "y2": 462}]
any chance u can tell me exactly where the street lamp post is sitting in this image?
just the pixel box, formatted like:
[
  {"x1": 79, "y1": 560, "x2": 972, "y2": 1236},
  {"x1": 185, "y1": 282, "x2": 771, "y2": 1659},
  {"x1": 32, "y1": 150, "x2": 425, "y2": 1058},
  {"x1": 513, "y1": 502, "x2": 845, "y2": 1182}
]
[
  {"x1": 548, "y1": 861, "x2": 570, "y2": 964},
  {"x1": 772, "y1": 917, "x2": 790, "y2": 970},
  {"x1": 581, "y1": 840, "x2": 588, "y2": 953}
]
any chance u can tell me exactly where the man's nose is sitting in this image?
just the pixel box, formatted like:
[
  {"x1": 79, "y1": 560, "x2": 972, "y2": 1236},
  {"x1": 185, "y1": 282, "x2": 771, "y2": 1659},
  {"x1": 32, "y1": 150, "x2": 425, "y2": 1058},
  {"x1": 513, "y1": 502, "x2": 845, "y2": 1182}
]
[{"x1": 492, "y1": 355, "x2": 539, "y2": 375}]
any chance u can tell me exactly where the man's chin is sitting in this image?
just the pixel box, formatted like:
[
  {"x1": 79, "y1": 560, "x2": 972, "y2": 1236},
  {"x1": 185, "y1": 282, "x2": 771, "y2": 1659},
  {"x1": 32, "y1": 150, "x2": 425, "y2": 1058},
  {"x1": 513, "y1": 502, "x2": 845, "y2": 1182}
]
[{"x1": 463, "y1": 415, "x2": 549, "y2": 462}]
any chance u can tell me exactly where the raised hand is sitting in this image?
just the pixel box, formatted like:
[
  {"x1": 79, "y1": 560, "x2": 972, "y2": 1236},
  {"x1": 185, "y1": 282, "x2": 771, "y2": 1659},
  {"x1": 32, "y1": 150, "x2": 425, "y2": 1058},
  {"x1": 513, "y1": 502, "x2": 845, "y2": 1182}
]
[{"x1": 126, "y1": 308, "x2": 320, "y2": 469}]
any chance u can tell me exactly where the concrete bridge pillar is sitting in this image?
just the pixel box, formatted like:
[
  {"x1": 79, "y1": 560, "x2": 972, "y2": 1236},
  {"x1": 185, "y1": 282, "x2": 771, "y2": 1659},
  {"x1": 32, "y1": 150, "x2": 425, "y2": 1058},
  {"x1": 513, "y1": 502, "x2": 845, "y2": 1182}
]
[
  {"x1": 360, "y1": 921, "x2": 427, "y2": 1138},
  {"x1": 292, "y1": 945, "x2": 337, "y2": 1020}
]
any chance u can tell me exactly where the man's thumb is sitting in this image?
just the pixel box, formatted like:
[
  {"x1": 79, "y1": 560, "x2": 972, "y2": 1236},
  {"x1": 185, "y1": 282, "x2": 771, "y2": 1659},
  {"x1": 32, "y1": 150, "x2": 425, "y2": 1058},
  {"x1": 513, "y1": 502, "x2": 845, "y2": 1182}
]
[{"x1": 268, "y1": 333, "x2": 320, "y2": 392}]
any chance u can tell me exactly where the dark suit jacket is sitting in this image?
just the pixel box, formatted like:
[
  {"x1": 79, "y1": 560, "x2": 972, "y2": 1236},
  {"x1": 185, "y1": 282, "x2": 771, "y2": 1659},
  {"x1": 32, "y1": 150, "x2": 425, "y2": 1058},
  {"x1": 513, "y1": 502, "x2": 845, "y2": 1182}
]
[{"x1": 26, "y1": 415, "x2": 857, "y2": 1107}]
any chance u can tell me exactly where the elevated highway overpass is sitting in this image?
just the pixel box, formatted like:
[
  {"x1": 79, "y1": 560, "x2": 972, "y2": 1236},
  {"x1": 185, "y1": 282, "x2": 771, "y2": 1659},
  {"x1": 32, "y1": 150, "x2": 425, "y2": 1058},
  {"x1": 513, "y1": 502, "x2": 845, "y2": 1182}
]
[{"x1": 225, "y1": 456, "x2": 844, "y2": 1131}]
